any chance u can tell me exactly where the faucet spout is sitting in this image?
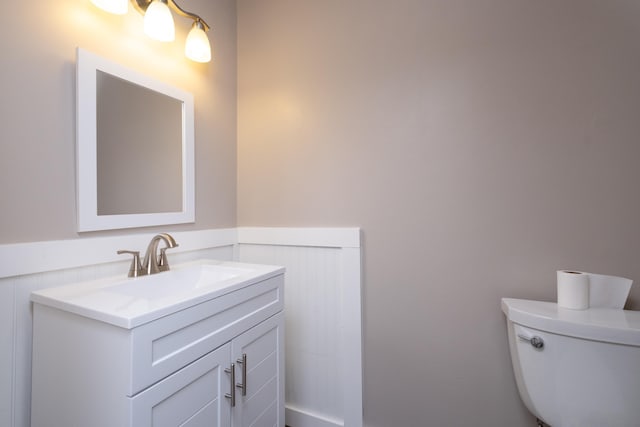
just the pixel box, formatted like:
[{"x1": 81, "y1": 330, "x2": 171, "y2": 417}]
[{"x1": 142, "y1": 233, "x2": 178, "y2": 275}]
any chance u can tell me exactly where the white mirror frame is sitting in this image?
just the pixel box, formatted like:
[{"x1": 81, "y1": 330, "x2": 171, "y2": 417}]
[{"x1": 76, "y1": 48, "x2": 195, "y2": 232}]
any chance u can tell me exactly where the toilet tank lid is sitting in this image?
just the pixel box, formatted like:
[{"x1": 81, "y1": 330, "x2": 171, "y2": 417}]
[{"x1": 501, "y1": 298, "x2": 640, "y2": 346}]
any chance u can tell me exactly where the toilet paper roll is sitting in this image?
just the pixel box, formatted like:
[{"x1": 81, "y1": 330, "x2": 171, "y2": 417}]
[
  {"x1": 557, "y1": 270, "x2": 590, "y2": 310},
  {"x1": 584, "y1": 272, "x2": 632, "y2": 309}
]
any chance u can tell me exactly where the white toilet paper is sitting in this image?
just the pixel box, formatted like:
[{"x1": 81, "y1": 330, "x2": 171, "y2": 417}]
[
  {"x1": 557, "y1": 270, "x2": 590, "y2": 310},
  {"x1": 584, "y1": 272, "x2": 633, "y2": 309}
]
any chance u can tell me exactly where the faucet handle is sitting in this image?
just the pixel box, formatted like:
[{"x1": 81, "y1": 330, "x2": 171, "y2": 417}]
[
  {"x1": 158, "y1": 248, "x2": 171, "y2": 272},
  {"x1": 117, "y1": 250, "x2": 143, "y2": 278}
]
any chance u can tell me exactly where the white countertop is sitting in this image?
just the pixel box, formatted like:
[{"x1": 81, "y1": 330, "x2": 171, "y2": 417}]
[{"x1": 31, "y1": 259, "x2": 284, "y2": 329}]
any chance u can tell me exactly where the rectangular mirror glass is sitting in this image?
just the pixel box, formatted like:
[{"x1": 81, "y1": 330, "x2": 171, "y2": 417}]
[{"x1": 76, "y1": 48, "x2": 195, "y2": 231}]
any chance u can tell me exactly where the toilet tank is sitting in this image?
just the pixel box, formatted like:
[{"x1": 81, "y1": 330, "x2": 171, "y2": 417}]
[{"x1": 502, "y1": 298, "x2": 640, "y2": 427}]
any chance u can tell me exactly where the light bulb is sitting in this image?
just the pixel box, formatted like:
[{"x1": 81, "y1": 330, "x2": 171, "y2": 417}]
[
  {"x1": 91, "y1": 0, "x2": 128, "y2": 15},
  {"x1": 185, "y1": 21, "x2": 211, "y2": 63},
  {"x1": 144, "y1": 0, "x2": 175, "y2": 42}
]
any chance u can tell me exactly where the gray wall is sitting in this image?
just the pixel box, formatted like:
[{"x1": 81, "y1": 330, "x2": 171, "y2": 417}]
[
  {"x1": 237, "y1": 1, "x2": 640, "y2": 426},
  {"x1": 0, "y1": 0, "x2": 237, "y2": 244}
]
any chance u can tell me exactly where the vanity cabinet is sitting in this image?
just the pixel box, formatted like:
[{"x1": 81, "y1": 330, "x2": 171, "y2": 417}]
[
  {"x1": 30, "y1": 262, "x2": 285, "y2": 427},
  {"x1": 132, "y1": 313, "x2": 284, "y2": 427}
]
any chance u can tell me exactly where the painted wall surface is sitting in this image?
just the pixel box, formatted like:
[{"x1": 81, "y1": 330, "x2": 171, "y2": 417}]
[
  {"x1": 237, "y1": 1, "x2": 640, "y2": 425},
  {"x1": 0, "y1": 0, "x2": 237, "y2": 244}
]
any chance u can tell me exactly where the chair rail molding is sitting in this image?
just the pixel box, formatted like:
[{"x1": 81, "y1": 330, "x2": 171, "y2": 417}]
[{"x1": 0, "y1": 228, "x2": 237, "y2": 279}]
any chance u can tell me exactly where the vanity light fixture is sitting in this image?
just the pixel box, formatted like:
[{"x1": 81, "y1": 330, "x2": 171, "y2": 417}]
[
  {"x1": 90, "y1": 0, "x2": 212, "y2": 63},
  {"x1": 143, "y1": 0, "x2": 175, "y2": 42},
  {"x1": 184, "y1": 20, "x2": 211, "y2": 63}
]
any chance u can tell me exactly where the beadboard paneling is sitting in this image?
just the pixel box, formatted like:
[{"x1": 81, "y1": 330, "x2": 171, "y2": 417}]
[
  {"x1": 237, "y1": 233, "x2": 362, "y2": 427},
  {"x1": 0, "y1": 278, "x2": 15, "y2": 427},
  {"x1": 239, "y1": 245, "x2": 344, "y2": 421}
]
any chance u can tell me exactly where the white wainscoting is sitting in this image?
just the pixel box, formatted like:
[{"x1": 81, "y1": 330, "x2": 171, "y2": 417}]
[
  {"x1": 0, "y1": 228, "x2": 238, "y2": 278},
  {"x1": 0, "y1": 227, "x2": 362, "y2": 427},
  {"x1": 237, "y1": 227, "x2": 363, "y2": 427}
]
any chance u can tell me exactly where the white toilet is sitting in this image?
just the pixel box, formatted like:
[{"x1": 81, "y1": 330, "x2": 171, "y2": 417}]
[{"x1": 502, "y1": 298, "x2": 640, "y2": 427}]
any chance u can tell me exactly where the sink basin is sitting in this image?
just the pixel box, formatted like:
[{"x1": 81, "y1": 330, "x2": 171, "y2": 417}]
[
  {"x1": 30, "y1": 259, "x2": 284, "y2": 328},
  {"x1": 108, "y1": 264, "x2": 254, "y2": 300}
]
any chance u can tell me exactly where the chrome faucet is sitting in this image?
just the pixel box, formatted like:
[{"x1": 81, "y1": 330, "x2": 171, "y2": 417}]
[{"x1": 117, "y1": 233, "x2": 179, "y2": 277}]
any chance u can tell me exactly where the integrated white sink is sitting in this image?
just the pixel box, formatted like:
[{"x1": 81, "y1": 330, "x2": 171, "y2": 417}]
[
  {"x1": 107, "y1": 264, "x2": 253, "y2": 299},
  {"x1": 30, "y1": 259, "x2": 284, "y2": 328}
]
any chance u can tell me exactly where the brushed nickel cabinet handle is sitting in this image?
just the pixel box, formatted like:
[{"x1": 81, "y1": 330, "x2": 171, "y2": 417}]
[
  {"x1": 225, "y1": 364, "x2": 236, "y2": 407},
  {"x1": 236, "y1": 353, "x2": 247, "y2": 396}
]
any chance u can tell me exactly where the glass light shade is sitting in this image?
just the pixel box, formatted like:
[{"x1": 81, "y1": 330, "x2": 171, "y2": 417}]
[
  {"x1": 91, "y1": 0, "x2": 128, "y2": 15},
  {"x1": 185, "y1": 23, "x2": 211, "y2": 63},
  {"x1": 144, "y1": 0, "x2": 175, "y2": 42}
]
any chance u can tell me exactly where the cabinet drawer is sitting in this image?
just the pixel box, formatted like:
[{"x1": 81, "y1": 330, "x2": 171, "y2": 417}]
[{"x1": 129, "y1": 274, "x2": 283, "y2": 395}]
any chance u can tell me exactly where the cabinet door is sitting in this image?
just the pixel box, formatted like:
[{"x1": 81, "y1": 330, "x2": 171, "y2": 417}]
[
  {"x1": 232, "y1": 312, "x2": 285, "y2": 427},
  {"x1": 131, "y1": 343, "x2": 233, "y2": 427}
]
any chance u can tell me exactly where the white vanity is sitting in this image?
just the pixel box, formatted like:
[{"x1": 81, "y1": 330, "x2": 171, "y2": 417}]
[{"x1": 30, "y1": 260, "x2": 285, "y2": 427}]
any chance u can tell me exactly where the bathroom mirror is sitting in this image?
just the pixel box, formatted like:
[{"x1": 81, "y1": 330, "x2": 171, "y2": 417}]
[{"x1": 76, "y1": 48, "x2": 195, "y2": 231}]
